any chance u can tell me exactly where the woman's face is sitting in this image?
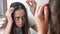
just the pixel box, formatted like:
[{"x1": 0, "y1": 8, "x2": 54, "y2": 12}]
[{"x1": 14, "y1": 9, "x2": 27, "y2": 28}]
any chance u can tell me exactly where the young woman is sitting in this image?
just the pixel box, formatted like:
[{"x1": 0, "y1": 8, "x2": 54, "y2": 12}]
[{"x1": 5, "y1": 1, "x2": 37, "y2": 34}]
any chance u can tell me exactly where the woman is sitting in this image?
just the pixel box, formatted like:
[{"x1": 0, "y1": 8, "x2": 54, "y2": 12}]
[
  {"x1": 5, "y1": 2, "x2": 37, "y2": 34},
  {"x1": 10, "y1": 2, "x2": 28, "y2": 34}
]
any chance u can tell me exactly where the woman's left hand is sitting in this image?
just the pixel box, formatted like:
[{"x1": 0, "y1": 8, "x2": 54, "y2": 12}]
[{"x1": 26, "y1": 0, "x2": 37, "y2": 15}]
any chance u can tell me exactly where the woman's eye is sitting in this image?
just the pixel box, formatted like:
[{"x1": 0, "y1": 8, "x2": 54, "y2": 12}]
[
  {"x1": 22, "y1": 16, "x2": 26, "y2": 19},
  {"x1": 17, "y1": 17, "x2": 19, "y2": 18},
  {"x1": 16, "y1": 17, "x2": 19, "y2": 20}
]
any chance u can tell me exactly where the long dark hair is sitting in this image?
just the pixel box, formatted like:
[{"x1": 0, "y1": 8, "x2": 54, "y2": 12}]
[
  {"x1": 10, "y1": 2, "x2": 28, "y2": 34},
  {"x1": 49, "y1": 0, "x2": 60, "y2": 34}
]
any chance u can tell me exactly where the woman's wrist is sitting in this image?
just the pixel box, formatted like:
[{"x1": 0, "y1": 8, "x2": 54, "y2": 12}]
[
  {"x1": 7, "y1": 17, "x2": 13, "y2": 23},
  {"x1": 37, "y1": 26, "x2": 48, "y2": 34}
]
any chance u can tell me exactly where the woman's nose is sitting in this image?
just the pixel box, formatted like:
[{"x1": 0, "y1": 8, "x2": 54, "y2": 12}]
[{"x1": 19, "y1": 18, "x2": 23, "y2": 23}]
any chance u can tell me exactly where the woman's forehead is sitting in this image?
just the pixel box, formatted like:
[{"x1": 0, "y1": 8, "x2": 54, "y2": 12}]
[{"x1": 14, "y1": 9, "x2": 26, "y2": 16}]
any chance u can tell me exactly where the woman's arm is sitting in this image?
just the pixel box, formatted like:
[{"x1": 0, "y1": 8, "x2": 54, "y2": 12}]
[
  {"x1": 4, "y1": 7, "x2": 14, "y2": 34},
  {"x1": 26, "y1": 0, "x2": 37, "y2": 15},
  {"x1": 26, "y1": 0, "x2": 38, "y2": 32}
]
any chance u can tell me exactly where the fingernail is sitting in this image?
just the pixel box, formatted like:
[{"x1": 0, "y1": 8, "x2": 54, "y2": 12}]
[
  {"x1": 45, "y1": 6, "x2": 48, "y2": 10},
  {"x1": 44, "y1": 6, "x2": 48, "y2": 14}
]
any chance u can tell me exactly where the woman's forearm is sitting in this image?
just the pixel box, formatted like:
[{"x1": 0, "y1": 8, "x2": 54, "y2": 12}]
[
  {"x1": 4, "y1": 18, "x2": 13, "y2": 34},
  {"x1": 4, "y1": 7, "x2": 14, "y2": 34}
]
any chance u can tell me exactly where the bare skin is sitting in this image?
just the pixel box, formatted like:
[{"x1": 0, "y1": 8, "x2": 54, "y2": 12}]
[
  {"x1": 14, "y1": 9, "x2": 27, "y2": 28},
  {"x1": 26, "y1": 0, "x2": 38, "y2": 32},
  {"x1": 26, "y1": 0, "x2": 36, "y2": 15},
  {"x1": 26, "y1": 0, "x2": 49, "y2": 34},
  {"x1": 35, "y1": 4, "x2": 49, "y2": 34},
  {"x1": 5, "y1": 7, "x2": 37, "y2": 34},
  {"x1": 4, "y1": 7, "x2": 14, "y2": 34}
]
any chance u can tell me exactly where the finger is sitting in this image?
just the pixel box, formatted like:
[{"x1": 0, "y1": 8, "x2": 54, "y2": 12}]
[
  {"x1": 9, "y1": 7, "x2": 14, "y2": 12},
  {"x1": 26, "y1": 1, "x2": 32, "y2": 6},
  {"x1": 35, "y1": 6, "x2": 40, "y2": 18},
  {"x1": 38, "y1": 5, "x2": 44, "y2": 17},
  {"x1": 5, "y1": 7, "x2": 14, "y2": 15},
  {"x1": 44, "y1": 6, "x2": 49, "y2": 22},
  {"x1": 30, "y1": 1, "x2": 36, "y2": 6},
  {"x1": 29, "y1": 0, "x2": 36, "y2": 4},
  {"x1": 38, "y1": 3, "x2": 48, "y2": 15},
  {"x1": 37, "y1": 3, "x2": 48, "y2": 21},
  {"x1": 10, "y1": 11, "x2": 14, "y2": 14},
  {"x1": 36, "y1": 6, "x2": 40, "y2": 15}
]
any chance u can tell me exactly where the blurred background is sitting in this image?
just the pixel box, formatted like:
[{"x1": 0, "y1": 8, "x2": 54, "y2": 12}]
[{"x1": 0, "y1": 0, "x2": 49, "y2": 34}]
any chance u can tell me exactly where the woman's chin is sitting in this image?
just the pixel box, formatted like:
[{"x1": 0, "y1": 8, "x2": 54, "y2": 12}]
[{"x1": 18, "y1": 25, "x2": 24, "y2": 28}]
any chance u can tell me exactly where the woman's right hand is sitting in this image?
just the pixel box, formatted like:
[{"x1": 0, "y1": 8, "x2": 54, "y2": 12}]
[
  {"x1": 4, "y1": 7, "x2": 14, "y2": 34},
  {"x1": 35, "y1": 4, "x2": 49, "y2": 34},
  {"x1": 5, "y1": 7, "x2": 14, "y2": 22}
]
